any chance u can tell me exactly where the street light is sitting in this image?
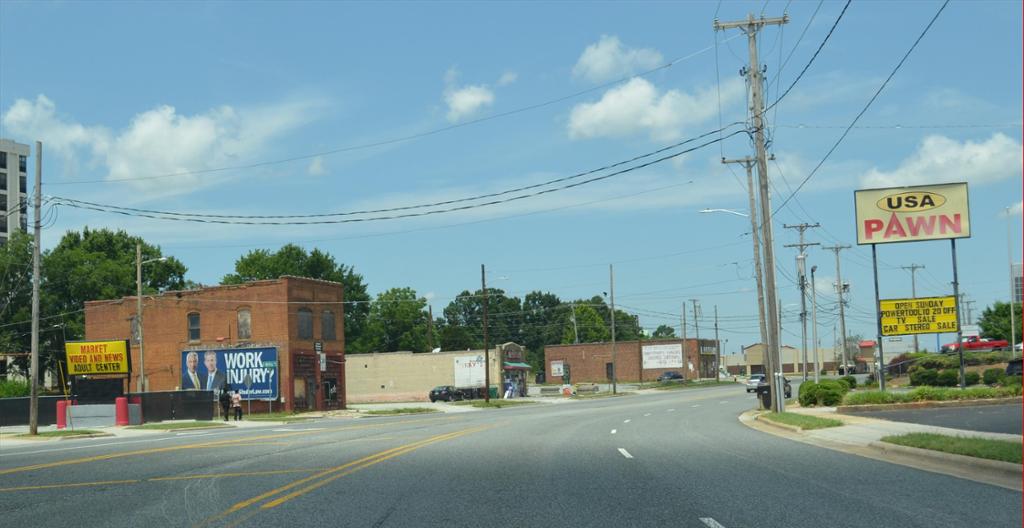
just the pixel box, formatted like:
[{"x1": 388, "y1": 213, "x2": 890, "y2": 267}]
[
  {"x1": 136, "y1": 243, "x2": 167, "y2": 393},
  {"x1": 700, "y1": 208, "x2": 749, "y2": 217}
]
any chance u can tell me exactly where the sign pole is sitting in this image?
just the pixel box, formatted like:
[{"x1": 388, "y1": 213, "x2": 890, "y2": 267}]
[
  {"x1": 951, "y1": 239, "x2": 965, "y2": 389},
  {"x1": 872, "y1": 244, "x2": 885, "y2": 391}
]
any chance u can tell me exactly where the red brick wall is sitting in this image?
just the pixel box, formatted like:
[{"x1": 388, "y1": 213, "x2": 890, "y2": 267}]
[{"x1": 543, "y1": 339, "x2": 709, "y2": 383}]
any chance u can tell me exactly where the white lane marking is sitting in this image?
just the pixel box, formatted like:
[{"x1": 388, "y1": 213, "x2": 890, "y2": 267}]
[
  {"x1": 176, "y1": 432, "x2": 214, "y2": 437},
  {"x1": 617, "y1": 448, "x2": 634, "y2": 459},
  {"x1": 611, "y1": 429, "x2": 617, "y2": 435},
  {"x1": 667, "y1": 408, "x2": 676, "y2": 412},
  {"x1": 719, "y1": 401, "x2": 729, "y2": 404},
  {"x1": 691, "y1": 404, "x2": 700, "y2": 408},
  {"x1": 272, "y1": 428, "x2": 296, "y2": 432},
  {"x1": 644, "y1": 413, "x2": 652, "y2": 417},
  {"x1": 700, "y1": 517, "x2": 727, "y2": 528},
  {"x1": 623, "y1": 419, "x2": 631, "y2": 423}
]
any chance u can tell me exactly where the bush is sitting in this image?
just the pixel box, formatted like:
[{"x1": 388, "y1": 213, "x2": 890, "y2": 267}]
[
  {"x1": 964, "y1": 371, "x2": 981, "y2": 386},
  {"x1": 835, "y1": 378, "x2": 851, "y2": 391},
  {"x1": 1003, "y1": 375, "x2": 1022, "y2": 387},
  {"x1": 0, "y1": 380, "x2": 30, "y2": 398},
  {"x1": 840, "y1": 375, "x2": 857, "y2": 389},
  {"x1": 983, "y1": 368, "x2": 1005, "y2": 385},
  {"x1": 843, "y1": 385, "x2": 1022, "y2": 405},
  {"x1": 800, "y1": 380, "x2": 848, "y2": 407},
  {"x1": 918, "y1": 355, "x2": 958, "y2": 370},
  {"x1": 935, "y1": 370, "x2": 959, "y2": 387},
  {"x1": 910, "y1": 368, "x2": 938, "y2": 386}
]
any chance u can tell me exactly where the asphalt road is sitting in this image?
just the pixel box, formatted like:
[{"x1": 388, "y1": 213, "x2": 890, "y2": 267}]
[
  {"x1": 0, "y1": 386, "x2": 1019, "y2": 528},
  {"x1": 855, "y1": 403, "x2": 1023, "y2": 435}
]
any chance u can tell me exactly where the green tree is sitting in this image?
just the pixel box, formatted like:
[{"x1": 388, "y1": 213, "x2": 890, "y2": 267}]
[
  {"x1": 978, "y1": 301, "x2": 1022, "y2": 343},
  {"x1": 652, "y1": 324, "x2": 677, "y2": 339},
  {"x1": 0, "y1": 231, "x2": 34, "y2": 375},
  {"x1": 520, "y1": 291, "x2": 569, "y2": 370},
  {"x1": 442, "y1": 288, "x2": 522, "y2": 348},
  {"x1": 577, "y1": 296, "x2": 641, "y2": 341},
  {"x1": 354, "y1": 288, "x2": 431, "y2": 353},
  {"x1": 562, "y1": 305, "x2": 608, "y2": 344},
  {"x1": 221, "y1": 244, "x2": 370, "y2": 351}
]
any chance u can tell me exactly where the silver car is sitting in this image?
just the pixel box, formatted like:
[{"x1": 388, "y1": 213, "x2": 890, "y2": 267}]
[{"x1": 745, "y1": 374, "x2": 765, "y2": 393}]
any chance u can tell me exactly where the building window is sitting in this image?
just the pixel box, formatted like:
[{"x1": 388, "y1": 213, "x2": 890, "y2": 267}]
[
  {"x1": 321, "y1": 310, "x2": 336, "y2": 341},
  {"x1": 187, "y1": 312, "x2": 200, "y2": 341},
  {"x1": 297, "y1": 308, "x2": 313, "y2": 340},
  {"x1": 19, "y1": 175, "x2": 27, "y2": 194},
  {"x1": 19, "y1": 155, "x2": 27, "y2": 173},
  {"x1": 237, "y1": 308, "x2": 252, "y2": 340},
  {"x1": 0, "y1": 152, "x2": 6, "y2": 169},
  {"x1": 0, "y1": 174, "x2": 6, "y2": 191},
  {"x1": 0, "y1": 217, "x2": 7, "y2": 233}
]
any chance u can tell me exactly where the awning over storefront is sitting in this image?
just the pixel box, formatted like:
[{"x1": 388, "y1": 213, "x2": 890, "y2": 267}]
[{"x1": 503, "y1": 362, "x2": 531, "y2": 370}]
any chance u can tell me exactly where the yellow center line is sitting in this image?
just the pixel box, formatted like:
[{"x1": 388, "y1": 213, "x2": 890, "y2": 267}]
[
  {"x1": 0, "y1": 479, "x2": 139, "y2": 492},
  {"x1": 149, "y1": 468, "x2": 323, "y2": 482}
]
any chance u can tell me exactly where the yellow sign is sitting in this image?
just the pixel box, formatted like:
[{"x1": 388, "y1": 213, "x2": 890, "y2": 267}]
[
  {"x1": 879, "y1": 296, "x2": 959, "y2": 336},
  {"x1": 854, "y1": 183, "x2": 970, "y2": 245},
  {"x1": 65, "y1": 340, "x2": 130, "y2": 376}
]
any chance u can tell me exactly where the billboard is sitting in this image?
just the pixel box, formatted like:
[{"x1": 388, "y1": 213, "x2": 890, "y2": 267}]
[
  {"x1": 642, "y1": 343, "x2": 683, "y2": 369},
  {"x1": 454, "y1": 355, "x2": 486, "y2": 388},
  {"x1": 854, "y1": 182, "x2": 970, "y2": 245},
  {"x1": 181, "y1": 347, "x2": 279, "y2": 400},
  {"x1": 65, "y1": 340, "x2": 130, "y2": 376},
  {"x1": 879, "y1": 296, "x2": 959, "y2": 336}
]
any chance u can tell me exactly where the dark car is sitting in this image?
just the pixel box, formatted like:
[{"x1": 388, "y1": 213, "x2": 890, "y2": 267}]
[
  {"x1": 756, "y1": 377, "x2": 792, "y2": 399},
  {"x1": 657, "y1": 371, "x2": 684, "y2": 383},
  {"x1": 1006, "y1": 358, "x2": 1022, "y2": 377},
  {"x1": 429, "y1": 386, "x2": 463, "y2": 402}
]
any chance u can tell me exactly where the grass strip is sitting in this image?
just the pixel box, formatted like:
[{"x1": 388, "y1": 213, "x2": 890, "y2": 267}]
[
  {"x1": 653, "y1": 380, "x2": 740, "y2": 391},
  {"x1": 881, "y1": 433, "x2": 1023, "y2": 464},
  {"x1": 361, "y1": 407, "x2": 438, "y2": 415},
  {"x1": 127, "y1": 421, "x2": 231, "y2": 430},
  {"x1": 761, "y1": 412, "x2": 843, "y2": 430},
  {"x1": 17, "y1": 429, "x2": 103, "y2": 438},
  {"x1": 843, "y1": 385, "x2": 1022, "y2": 406},
  {"x1": 245, "y1": 412, "x2": 317, "y2": 422},
  {"x1": 467, "y1": 400, "x2": 537, "y2": 409}
]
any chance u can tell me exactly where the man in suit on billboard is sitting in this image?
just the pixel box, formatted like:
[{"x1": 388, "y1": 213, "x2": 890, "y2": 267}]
[
  {"x1": 203, "y1": 351, "x2": 227, "y2": 392},
  {"x1": 181, "y1": 351, "x2": 204, "y2": 390}
]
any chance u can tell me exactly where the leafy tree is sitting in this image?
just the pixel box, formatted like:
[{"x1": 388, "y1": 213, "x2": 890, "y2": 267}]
[
  {"x1": 577, "y1": 295, "x2": 641, "y2": 341},
  {"x1": 978, "y1": 301, "x2": 1022, "y2": 343},
  {"x1": 0, "y1": 231, "x2": 33, "y2": 375},
  {"x1": 651, "y1": 324, "x2": 677, "y2": 339},
  {"x1": 354, "y1": 288, "x2": 431, "y2": 353},
  {"x1": 520, "y1": 291, "x2": 569, "y2": 370},
  {"x1": 562, "y1": 305, "x2": 608, "y2": 344},
  {"x1": 438, "y1": 321, "x2": 475, "y2": 351},
  {"x1": 442, "y1": 288, "x2": 522, "y2": 348},
  {"x1": 221, "y1": 244, "x2": 370, "y2": 351}
]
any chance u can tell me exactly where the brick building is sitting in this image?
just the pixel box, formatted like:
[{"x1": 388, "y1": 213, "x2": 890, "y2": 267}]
[
  {"x1": 544, "y1": 338, "x2": 718, "y2": 383},
  {"x1": 84, "y1": 276, "x2": 345, "y2": 412}
]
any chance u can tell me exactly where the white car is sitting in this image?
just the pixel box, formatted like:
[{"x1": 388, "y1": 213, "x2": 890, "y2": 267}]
[{"x1": 745, "y1": 374, "x2": 765, "y2": 393}]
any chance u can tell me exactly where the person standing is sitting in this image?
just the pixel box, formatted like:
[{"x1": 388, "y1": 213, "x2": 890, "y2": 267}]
[
  {"x1": 218, "y1": 389, "x2": 231, "y2": 422},
  {"x1": 232, "y1": 390, "x2": 243, "y2": 421}
]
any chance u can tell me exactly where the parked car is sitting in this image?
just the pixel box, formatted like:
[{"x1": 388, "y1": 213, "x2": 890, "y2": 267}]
[
  {"x1": 756, "y1": 377, "x2": 792, "y2": 399},
  {"x1": 429, "y1": 386, "x2": 463, "y2": 402},
  {"x1": 941, "y1": 335, "x2": 1010, "y2": 353},
  {"x1": 1006, "y1": 358, "x2": 1022, "y2": 377},
  {"x1": 656, "y1": 371, "x2": 684, "y2": 383},
  {"x1": 745, "y1": 374, "x2": 765, "y2": 393}
]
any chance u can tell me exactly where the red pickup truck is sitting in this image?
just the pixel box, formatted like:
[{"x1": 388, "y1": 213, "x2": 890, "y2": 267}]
[{"x1": 941, "y1": 336, "x2": 1010, "y2": 353}]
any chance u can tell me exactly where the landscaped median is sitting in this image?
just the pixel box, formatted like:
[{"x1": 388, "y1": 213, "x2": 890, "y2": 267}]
[
  {"x1": 840, "y1": 385, "x2": 1022, "y2": 411},
  {"x1": 880, "y1": 433, "x2": 1022, "y2": 465},
  {"x1": 757, "y1": 411, "x2": 843, "y2": 432}
]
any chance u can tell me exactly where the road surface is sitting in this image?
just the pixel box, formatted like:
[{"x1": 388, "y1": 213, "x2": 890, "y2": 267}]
[{"x1": 854, "y1": 403, "x2": 1022, "y2": 435}]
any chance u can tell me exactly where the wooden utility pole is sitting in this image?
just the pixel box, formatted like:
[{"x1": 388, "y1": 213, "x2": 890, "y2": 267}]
[
  {"x1": 481, "y1": 265, "x2": 490, "y2": 403},
  {"x1": 681, "y1": 304, "x2": 688, "y2": 380},
  {"x1": 721, "y1": 156, "x2": 768, "y2": 349},
  {"x1": 901, "y1": 264, "x2": 925, "y2": 352},
  {"x1": 784, "y1": 223, "x2": 820, "y2": 380},
  {"x1": 609, "y1": 264, "x2": 617, "y2": 394},
  {"x1": 714, "y1": 305, "x2": 721, "y2": 382},
  {"x1": 29, "y1": 141, "x2": 41, "y2": 435},
  {"x1": 427, "y1": 305, "x2": 435, "y2": 351},
  {"x1": 691, "y1": 300, "x2": 701, "y2": 377},
  {"x1": 823, "y1": 245, "x2": 851, "y2": 374}
]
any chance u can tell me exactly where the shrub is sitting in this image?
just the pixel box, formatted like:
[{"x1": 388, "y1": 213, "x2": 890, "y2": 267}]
[
  {"x1": 964, "y1": 371, "x2": 981, "y2": 386},
  {"x1": 798, "y1": 382, "x2": 819, "y2": 407},
  {"x1": 844, "y1": 385, "x2": 1021, "y2": 405},
  {"x1": 918, "y1": 355, "x2": 958, "y2": 370},
  {"x1": 910, "y1": 368, "x2": 938, "y2": 386},
  {"x1": 1003, "y1": 375, "x2": 1022, "y2": 387},
  {"x1": 835, "y1": 378, "x2": 851, "y2": 391},
  {"x1": 983, "y1": 368, "x2": 1005, "y2": 385},
  {"x1": 0, "y1": 380, "x2": 30, "y2": 398},
  {"x1": 840, "y1": 375, "x2": 857, "y2": 389},
  {"x1": 935, "y1": 370, "x2": 959, "y2": 387}
]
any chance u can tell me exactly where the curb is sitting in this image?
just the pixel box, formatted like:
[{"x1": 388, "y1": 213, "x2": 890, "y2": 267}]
[
  {"x1": 754, "y1": 413, "x2": 803, "y2": 433},
  {"x1": 868, "y1": 441, "x2": 1023, "y2": 478},
  {"x1": 125, "y1": 424, "x2": 236, "y2": 433},
  {"x1": 59, "y1": 432, "x2": 115, "y2": 440},
  {"x1": 838, "y1": 397, "x2": 1022, "y2": 413}
]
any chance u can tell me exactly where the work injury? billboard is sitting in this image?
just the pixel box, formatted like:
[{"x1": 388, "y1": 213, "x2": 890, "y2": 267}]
[
  {"x1": 181, "y1": 347, "x2": 279, "y2": 400},
  {"x1": 854, "y1": 182, "x2": 970, "y2": 245}
]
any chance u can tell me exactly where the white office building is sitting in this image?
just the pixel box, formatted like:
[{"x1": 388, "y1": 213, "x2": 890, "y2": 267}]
[{"x1": 0, "y1": 139, "x2": 30, "y2": 245}]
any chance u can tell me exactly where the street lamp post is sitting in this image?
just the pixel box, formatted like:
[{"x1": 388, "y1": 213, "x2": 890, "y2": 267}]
[{"x1": 136, "y1": 243, "x2": 167, "y2": 394}]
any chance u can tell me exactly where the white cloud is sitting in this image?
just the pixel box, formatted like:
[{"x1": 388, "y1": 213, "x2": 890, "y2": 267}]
[
  {"x1": 2, "y1": 95, "x2": 321, "y2": 197},
  {"x1": 860, "y1": 133, "x2": 1023, "y2": 188},
  {"x1": 1004, "y1": 201, "x2": 1022, "y2": 217},
  {"x1": 444, "y1": 85, "x2": 495, "y2": 122},
  {"x1": 308, "y1": 156, "x2": 326, "y2": 176},
  {"x1": 572, "y1": 35, "x2": 663, "y2": 84},
  {"x1": 567, "y1": 77, "x2": 743, "y2": 141},
  {"x1": 497, "y1": 71, "x2": 518, "y2": 87}
]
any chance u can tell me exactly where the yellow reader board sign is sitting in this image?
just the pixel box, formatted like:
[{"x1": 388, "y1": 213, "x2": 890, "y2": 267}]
[
  {"x1": 65, "y1": 340, "x2": 130, "y2": 375},
  {"x1": 854, "y1": 182, "x2": 970, "y2": 245},
  {"x1": 879, "y1": 296, "x2": 959, "y2": 336}
]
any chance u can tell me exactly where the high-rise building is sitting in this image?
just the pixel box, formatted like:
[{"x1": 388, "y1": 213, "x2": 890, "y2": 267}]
[
  {"x1": 1014, "y1": 262, "x2": 1022, "y2": 304},
  {"x1": 0, "y1": 139, "x2": 31, "y2": 245}
]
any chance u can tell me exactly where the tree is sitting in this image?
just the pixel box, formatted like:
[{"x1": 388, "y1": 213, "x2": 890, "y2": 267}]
[
  {"x1": 0, "y1": 231, "x2": 34, "y2": 375},
  {"x1": 438, "y1": 322, "x2": 475, "y2": 351},
  {"x1": 442, "y1": 288, "x2": 522, "y2": 349},
  {"x1": 354, "y1": 288, "x2": 431, "y2": 353},
  {"x1": 978, "y1": 301, "x2": 1022, "y2": 343},
  {"x1": 562, "y1": 305, "x2": 608, "y2": 344},
  {"x1": 652, "y1": 324, "x2": 677, "y2": 339},
  {"x1": 576, "y1": 296, "x2": 641, "y2": 341},
  {"x1": 520, "y1": 291, "x2": 569, "y2": 370},
  {"x1": 221, "y1": 244, "x2": 370, "y2": 351}
]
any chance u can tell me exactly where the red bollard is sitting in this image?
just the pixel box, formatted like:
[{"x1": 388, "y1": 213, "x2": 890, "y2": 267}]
[
  {"x1": 56, "y1": 400, "x2": 68, "y2": 429},
  {"x1": 115, "y1": 397, "x2": 129, "y2": 426}
]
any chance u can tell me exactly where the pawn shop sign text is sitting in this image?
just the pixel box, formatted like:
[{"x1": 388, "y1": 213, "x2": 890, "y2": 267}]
[{"x1": 854, "y1": 182, "x2": 970, "y2": 245}]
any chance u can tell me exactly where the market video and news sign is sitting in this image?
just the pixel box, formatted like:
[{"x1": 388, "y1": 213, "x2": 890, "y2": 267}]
[
  {"x1": 181, "y1": 347, "x2": 279, "y2": 400},
  {"x1": 65, "y1": 340, "x2": 130, "y2": 376},
  {"x1": 879, "y1": 296, "x2": 959, "y2": 336},
  {"x1": 641, "y1": 344, "x2": 683, "y2": 369},
  {"x1": 854, "y1": 183, "x2": 970, "y2": 245}
]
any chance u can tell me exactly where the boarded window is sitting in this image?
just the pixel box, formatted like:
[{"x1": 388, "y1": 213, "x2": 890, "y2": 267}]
[
  {"x1": 187, "y1": 312, "x2": 200, "y2": 341},
  {"x1": 297, "y1": 308, "x2": 313, "y2": 340},
  {"x1": 237, "y1": 309, "x2": 252, "y2": 340},
  {"x1": 321, "y1": 310, "x2": 336, "y2": 341}
]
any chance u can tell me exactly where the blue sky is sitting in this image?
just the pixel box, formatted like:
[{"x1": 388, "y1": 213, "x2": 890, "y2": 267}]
[{"x1": 2, "y1": 1, "x2": 1021, "y2": 354}]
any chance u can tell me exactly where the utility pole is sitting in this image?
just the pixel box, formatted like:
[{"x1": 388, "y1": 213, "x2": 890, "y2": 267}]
[
  {"x1": 691, "y1": 300, "x2": 702, "y2": 378},
  {"x1": 811, "y1": 265, "x2": 820, "y2": 383},
  {"x1": 722, "y1": 156, "x2": 768, "y2": 348},
  {"x1": 714, "y1": 305, "x2": 721, "y2": 382},
  {"x1": 609, "y1": 264, "x2": 617, "y2": 394},
  {"x1": 571, "y1": 304, "x2": 579, "y2": 344},
  {"x1": 681, "y1": 304, "x2": 688, "y2": 380},
  {"x1": 963, "y1": 299, "x2": 976, "y2": 326},
  {"x1": 427, "y1": 305, "x2": 434, "y2": 351},
  {"x1": 715, "y1": 11, "x2": 788, "y2": 412},
  {"x1": 784, "y1": 223, "x2": 820, "y2": 381},
  {"x1": 823, "y1": 245, "x2": 851, "y2": 374},
  {"x1": 636, "y1": 315, "x2": 643, "y2": 386},
  {"x1": 1007, "y1": 206, "x2": 1018, "y2": 358},
  {"x1": 901, "y1": 264, "x2": 925, "y2": 352},
  {"x1": 481, "y1": 265, "x2": 490, "y2": 403},
  {"x1": 136, "y1": 243, "x2": 145, "y2": 393},
  {"x1": 29, "y1": 141, "x2": 41, "y2": 436}
]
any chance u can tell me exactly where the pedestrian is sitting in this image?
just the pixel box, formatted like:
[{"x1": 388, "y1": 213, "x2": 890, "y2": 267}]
[
  {"x1": 232, "y1": 390, "x2": 243, "y2": 421},
  {"x1": 218, "y1": 389, "x2": 231, "y2": 422}
]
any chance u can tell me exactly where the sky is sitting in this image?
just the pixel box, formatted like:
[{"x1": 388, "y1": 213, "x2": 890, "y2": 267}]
[{"x1": 1, "y1": 0, "x2": 1021, "y2": 355}]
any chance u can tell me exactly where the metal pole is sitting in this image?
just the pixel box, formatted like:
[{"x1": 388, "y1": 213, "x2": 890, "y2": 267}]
[
  {"x1": 609, "y1": 264, "x2": 617, "y2": 394},
  {"x1": 681, "y1": 304, "x2": 688, "y2": 379},
  {"x1": 29, "y1": 141, "x2": 42, "y2": 436},
  {"x1": 872, "y1": 245, "x2": 885, "y2": 391},
  {"x1": 951, "y1": 240, "x2": 965, "y2": 389},
  {"x1": 1008, "y1": 206, "x2": 1018, "y2": 358},
  {"x1": 824, "y1": 245, "x2": 851, "y2": 374},
  {"x1": 798, "y1": 254, "x2": 808, "y2": 380},
  {"x1": 136, "y1": 243, "x2": 145, "y2": 393},
  {"x1": 482, "y1": 264, "x2": 490, "y2": 403},
  {"x1": 811, "y1": 265, "x2": 820, "y2": 383},
  {"x1": 692, "y1": 300, "x2": 701, "y2": 378},
  {"x1": 636, "y1": 315, "x2": 643, "y2": 386},
  {"x1": 901, "y1": 265, "x2": 924, "y2": 352},
  {"x1": 714, "y1": 305, "x2": 721, "y2": 382}
]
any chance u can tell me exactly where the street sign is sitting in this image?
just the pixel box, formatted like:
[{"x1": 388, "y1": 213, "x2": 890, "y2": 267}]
[
  {"x1": 879, "y1": 296, "x2": 959, "y2": 336},
  {"x1": 314, "y1": 341, "x2": 323, "y2": 354},
  {"x1": 319, "y1": 352, "x2": 327, "y2": 372}
]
